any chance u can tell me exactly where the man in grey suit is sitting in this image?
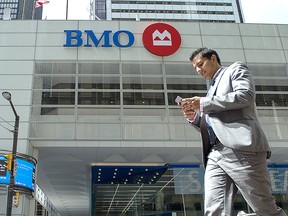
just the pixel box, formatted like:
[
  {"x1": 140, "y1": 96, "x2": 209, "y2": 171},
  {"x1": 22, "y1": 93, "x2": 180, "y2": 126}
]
[{"x1": 179, "y1": 47, "x2": 287, "y2": 216}]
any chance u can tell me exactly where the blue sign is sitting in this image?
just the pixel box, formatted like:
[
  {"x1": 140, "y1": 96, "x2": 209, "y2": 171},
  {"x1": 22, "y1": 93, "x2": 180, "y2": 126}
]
[
  {"x1": 0, "y1": 156, "x2": 36, "y2": 191},
  {"x1": 63, "y1": 30, "x2": 135, "y2": 48},
  {"x1": 269, "y1": 166, "x2": 288, "y2": 193},
  {"x1": 173, "y1": 166, "x2": 288, "y2": 194},
  {"x1": 173, "y1": 167, "x2": 204, "y2": 194}
]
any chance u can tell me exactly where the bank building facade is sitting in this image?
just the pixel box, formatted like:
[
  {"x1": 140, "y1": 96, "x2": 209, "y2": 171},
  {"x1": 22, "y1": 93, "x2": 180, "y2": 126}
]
[{"x1": 0, "y1": 20, "x2": 288, "y2": 216}]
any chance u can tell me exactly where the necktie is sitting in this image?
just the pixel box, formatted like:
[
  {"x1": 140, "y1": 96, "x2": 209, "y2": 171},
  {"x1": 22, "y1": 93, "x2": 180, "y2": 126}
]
[
  {"x1": 205, "y1": 86, "x2": 217, "y2": 145},
  {"x1": 210, "y1": 78, "x2": 216, "y2": 86}
]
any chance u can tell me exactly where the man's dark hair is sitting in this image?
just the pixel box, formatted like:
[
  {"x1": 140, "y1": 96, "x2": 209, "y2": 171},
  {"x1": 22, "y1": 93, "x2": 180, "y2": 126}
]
[{"x1": 189, "y1": 47, "x2": 221, "y2": 65}]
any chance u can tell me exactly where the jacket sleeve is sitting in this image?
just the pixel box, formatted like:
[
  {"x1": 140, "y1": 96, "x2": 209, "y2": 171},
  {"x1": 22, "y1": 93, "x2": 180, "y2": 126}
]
[
  {"x1": 202, "y1": 61, "x2": 255, "y2": 114},
  {"x1": 188, "y1": 111, "x2": 201, "y2": 132}
]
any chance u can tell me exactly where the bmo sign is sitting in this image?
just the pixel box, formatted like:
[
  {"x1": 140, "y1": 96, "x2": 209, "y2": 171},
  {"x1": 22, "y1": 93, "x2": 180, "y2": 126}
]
[
  {"x1": 142, "y1": 23, "x2": 181, "y2": 56},
  {"x1": 63, "y1": 23, "x2": 181, "y2": 57},
  {"x1": 63, "y1": 30, "x2": 134, "y2": 48}
]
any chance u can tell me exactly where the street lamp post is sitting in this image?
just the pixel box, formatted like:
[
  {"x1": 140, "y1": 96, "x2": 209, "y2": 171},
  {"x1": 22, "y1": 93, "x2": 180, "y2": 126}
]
[{"x1": 2, "y1": 91, "x2": 20, "y2": 216}]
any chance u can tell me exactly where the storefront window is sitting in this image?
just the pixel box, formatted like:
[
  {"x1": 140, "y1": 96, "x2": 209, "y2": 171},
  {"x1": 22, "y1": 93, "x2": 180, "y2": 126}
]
[{"x1": 93, "y1": 164, "x2": 288, "y2": 215}]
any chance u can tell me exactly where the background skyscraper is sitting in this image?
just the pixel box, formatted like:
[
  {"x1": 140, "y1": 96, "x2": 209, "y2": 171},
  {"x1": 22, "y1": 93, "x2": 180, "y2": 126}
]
[
  {"x1": 0, "y1": 0, "x2": 42, "y2": 20},
  {"x1": 91, "y1": 0, "x2": 244, "y2": 22}
]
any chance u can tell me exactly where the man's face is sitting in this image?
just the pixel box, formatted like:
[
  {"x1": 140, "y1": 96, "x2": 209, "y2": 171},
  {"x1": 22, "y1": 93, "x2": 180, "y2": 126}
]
[{"x1": 192, "y1": 54, "x2": 219, "y2": 80}]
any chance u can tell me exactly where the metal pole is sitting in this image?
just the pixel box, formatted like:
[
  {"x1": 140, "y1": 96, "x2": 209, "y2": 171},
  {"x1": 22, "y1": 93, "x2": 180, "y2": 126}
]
[
  {"x1": 6, "y1": 100, "x2": 19, "y2": 216},
  {"x1": 66, "y1": 0, "x2": 69, "y2": 20}
]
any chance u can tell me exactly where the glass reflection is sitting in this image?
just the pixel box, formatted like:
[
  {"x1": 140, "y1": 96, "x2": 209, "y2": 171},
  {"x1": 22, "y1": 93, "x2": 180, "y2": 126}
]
[
  {"x1": 79, "y1": 62, "x2": 119, "y2": 74},
  {"x1": 31, "y1": 62, "x2": 288, "y2": 110},
  {"x1": 42, "y1": 91, "x2": 75, "y2": 105},
  {"x1": 122, "y1": 63, "x2": 162, "y2": 75},
  {"x1": 123, "y1": 76, "x2": 164, "y2": 90},
  {"x1": 35, "y1": 62, "x2": 76, "y2": 74},
  {"x1": 123, "y1": 92, "x2": 165, "y2": 105},
  {"x1": 78, "y1": 92, "x2": 120, "y2": 105},
  {"x1": 256, "y1": 94, "x2": 288, "y2": 107},
  {"x1": 78, "y1": 76, "x2": 120, "y2": 89},
  {"x1": 93, "y1": 165, "x2": 288, "y2": 215}
]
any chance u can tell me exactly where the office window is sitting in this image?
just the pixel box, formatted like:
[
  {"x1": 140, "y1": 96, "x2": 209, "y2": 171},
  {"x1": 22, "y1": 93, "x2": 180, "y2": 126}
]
[
  {"x1": 78, "y1": 76, "x2": 120, "y2": 89},
  {"x1": 78, "y1": 63, "x2": 119, "y2": 75},
  {"x1": 122, "y1": 63, "x2": 162, "y2": 75},
  {"x1": 123, "y1": 92, "x2": 165, "y2": 105},
  {"x1": 78, "y1": 92, "x2": 120, "y2": 105},
  {"x1": 123, "y1": 76, "x2": 164, "y2": 90}
]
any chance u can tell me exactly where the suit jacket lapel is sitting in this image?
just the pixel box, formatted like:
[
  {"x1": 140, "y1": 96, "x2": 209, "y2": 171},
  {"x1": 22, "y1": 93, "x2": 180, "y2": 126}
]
[{"x1": 200, "y1": 115, "x2": 211, "y2": 168}]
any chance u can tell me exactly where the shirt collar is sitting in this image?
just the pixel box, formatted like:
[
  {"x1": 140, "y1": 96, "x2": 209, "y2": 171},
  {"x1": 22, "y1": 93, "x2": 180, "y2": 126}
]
[{"x1": 210, "y1": 66, "x2": 223, "y2": 86}]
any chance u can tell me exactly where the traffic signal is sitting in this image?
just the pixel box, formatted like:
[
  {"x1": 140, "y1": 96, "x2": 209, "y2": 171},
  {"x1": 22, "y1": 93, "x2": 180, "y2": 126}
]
[
  {"x1": 4, "y1": 154, "x2": 13, "y2": 171},
  {"x1": 13, "y1": 192, "x2": 20, "y2": 207}
]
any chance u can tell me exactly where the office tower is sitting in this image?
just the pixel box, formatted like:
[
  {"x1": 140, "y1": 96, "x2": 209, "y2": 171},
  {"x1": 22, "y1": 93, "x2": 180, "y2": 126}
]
[
  {"x1": 0, "y1": 0, "x2": 41, "y2": 20},
  {"x1": 91, "y1": 0, "x2": 244, "y2": 22}
]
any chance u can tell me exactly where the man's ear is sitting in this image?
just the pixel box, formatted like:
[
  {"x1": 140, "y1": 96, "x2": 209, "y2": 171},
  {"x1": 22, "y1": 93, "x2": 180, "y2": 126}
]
[
  {"x1": 211, "y1": 54, "x2": 216, "y2": 62},
  {"x1": 211, "y1": 54, "x2": 218, "y2": 64}
]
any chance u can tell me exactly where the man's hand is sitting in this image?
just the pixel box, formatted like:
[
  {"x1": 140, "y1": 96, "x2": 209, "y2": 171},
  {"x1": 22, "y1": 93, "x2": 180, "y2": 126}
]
[
  {"x1": 181, "y1": 96, "x2": 201, "y2": 110},
  {"x1": 179, "y1": 96, "x2": 202, "y2": 121}
]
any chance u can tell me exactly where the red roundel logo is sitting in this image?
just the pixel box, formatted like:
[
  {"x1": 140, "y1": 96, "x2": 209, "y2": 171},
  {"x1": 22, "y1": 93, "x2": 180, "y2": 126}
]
[{"x1": 142, "y1": 23, "x2": 181, "y2": 56}]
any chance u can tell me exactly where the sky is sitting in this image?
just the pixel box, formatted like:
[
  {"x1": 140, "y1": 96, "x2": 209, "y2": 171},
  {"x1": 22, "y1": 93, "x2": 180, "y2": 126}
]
[
  {"x1": 42, "y1": 0, "x2": 288, "y2": 24},
  {"x1": 240, "y1": 0, "x2": 288, "y2": 24},
  {"x1": 42, "y1": 0, "x2": 91, "y2": 20}
]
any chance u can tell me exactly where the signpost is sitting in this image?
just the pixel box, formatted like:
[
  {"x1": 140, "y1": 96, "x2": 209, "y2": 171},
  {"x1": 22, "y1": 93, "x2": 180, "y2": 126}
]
[{"x1": 1, "y1": 92, "x2": 37, "y2": 215}]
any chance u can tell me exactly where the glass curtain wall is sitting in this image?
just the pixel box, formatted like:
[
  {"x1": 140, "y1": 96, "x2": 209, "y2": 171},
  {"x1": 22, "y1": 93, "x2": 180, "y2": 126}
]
[
  {"x1": 110, "y1": 0, "x2": 236, "y2": 22},
  {"x1": 30, "y1": 61, "x2": 288, "y2": 214},
  {"x1": 93, "y1": 165, "x2": 288, "y2": 216}
]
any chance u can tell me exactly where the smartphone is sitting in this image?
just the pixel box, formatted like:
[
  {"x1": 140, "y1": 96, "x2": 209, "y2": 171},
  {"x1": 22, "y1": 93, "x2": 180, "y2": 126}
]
[{"x1": 175, "y1": 96, "x2": 184, "y2": 105}]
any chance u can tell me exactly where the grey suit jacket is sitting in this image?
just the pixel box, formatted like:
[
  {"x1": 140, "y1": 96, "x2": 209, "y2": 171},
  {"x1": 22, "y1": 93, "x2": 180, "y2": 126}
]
[{"x1": 191, "y1": 61, "x2": 270, "y2": 165}]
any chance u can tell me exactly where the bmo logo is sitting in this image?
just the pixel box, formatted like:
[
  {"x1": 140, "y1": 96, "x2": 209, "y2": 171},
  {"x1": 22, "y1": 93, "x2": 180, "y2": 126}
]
[
  {"x1": 63, "y1": 23, "x2": 181, "y2": 56},
  {"x1": 142, "y1": 23, "x2": 181, "y2": 56}
]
